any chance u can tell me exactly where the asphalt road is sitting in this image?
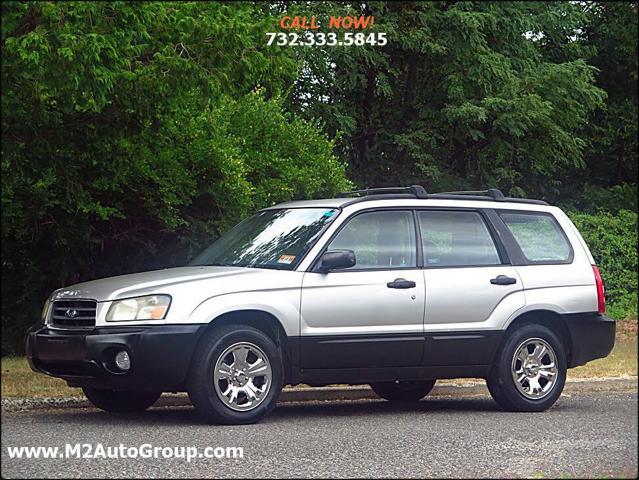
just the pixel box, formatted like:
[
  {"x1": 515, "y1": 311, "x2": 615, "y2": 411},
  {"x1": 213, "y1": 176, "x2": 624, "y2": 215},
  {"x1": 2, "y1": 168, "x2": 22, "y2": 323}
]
[{"x1": 2, "y1": 389, "x2": 637, "y2": 479}]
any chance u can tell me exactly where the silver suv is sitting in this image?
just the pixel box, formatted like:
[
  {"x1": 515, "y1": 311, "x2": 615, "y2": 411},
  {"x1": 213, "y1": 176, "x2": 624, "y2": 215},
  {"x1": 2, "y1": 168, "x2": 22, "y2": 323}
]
[{"x1": 27, "y1": 186, "x2": 615, "y2": 424}]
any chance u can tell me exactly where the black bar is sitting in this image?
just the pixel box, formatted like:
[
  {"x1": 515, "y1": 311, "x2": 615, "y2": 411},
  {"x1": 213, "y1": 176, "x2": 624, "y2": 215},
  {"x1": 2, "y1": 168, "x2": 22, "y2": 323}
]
[{"x1": 338, "y1": 185, "x2": 428, "y2": 198}]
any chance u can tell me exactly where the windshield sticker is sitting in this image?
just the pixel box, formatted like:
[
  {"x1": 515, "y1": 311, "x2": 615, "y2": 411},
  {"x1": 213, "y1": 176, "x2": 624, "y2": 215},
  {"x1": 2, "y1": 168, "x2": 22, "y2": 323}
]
[
  {"x1": 323, "y1": 210, "x2": 335, "y2": 217},
  {"x1": 277, "y1": 254, "x2": 296, "y2": 264}
]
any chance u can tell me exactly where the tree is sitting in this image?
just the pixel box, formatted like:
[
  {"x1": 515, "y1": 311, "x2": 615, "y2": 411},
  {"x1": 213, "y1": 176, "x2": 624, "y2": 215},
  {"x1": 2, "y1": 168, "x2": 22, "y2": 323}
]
[
  {"x1": 2, "y1": 1, "x2": 637, "y2": 352},
  {"x1": 569, "y1": 2, "x2": 638, "y2": 208},
  {"x1": 287, "y1": 1, "x2": 607, "y2": 200},
  {"x1": 1, "y1": 2, "x2": 350, "y2": 353}
]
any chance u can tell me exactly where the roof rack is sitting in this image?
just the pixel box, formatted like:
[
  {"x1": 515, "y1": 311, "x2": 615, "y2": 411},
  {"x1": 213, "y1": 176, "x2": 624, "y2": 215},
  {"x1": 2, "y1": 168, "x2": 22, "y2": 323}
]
[
  {"x1": 435, "y1": 189, "x2": 505, "y2": 201},
  {"x1": 337, "y1": 185, "x2": 428, "y2": 198},
  {"x1": 338, "y1": 186, "x2": 548, "y2": 206}
]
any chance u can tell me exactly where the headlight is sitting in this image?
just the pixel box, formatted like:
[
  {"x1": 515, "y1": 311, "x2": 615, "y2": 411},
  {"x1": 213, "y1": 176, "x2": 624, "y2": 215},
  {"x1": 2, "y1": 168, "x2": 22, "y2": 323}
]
[
  {"x1": 106, "y1": 295, "x2": 171, "y2": 322},
  {"x1": 41, "y1": 299, "x2": 51, "y2": 322}
]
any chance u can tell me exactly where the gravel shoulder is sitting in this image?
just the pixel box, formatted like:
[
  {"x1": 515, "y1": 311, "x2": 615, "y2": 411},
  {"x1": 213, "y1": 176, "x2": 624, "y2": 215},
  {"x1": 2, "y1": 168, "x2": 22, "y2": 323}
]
[{"x1": 2, "y1": 375, "x2": 636, "y2": 413}]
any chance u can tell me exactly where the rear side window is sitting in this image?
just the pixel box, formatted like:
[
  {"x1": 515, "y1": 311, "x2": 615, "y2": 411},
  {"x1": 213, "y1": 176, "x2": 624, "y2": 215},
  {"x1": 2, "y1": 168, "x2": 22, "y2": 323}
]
[
  {"x1": 417, "y1": 211, "x2": 501, "y2": 267},
  {"x1": 500, "y1": 212, "x2": 571, "y2": 263}
]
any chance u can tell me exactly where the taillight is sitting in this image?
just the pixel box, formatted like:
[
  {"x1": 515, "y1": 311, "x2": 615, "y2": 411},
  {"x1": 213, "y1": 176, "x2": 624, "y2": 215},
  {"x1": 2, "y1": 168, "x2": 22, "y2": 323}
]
[{"x1": 592, "y1": 265, "x2": 606, "y2": 314}]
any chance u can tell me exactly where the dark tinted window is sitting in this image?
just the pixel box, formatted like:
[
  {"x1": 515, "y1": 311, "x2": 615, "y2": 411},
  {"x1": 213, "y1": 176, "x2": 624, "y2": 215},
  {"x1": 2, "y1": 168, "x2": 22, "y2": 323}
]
[
  {"x1": 328, "y1": 211, "x2": 416, "y2": 269},
  {"x1": 500, "y1": 212, "x2": 571, "y2": 263},
  {"x1": 418, "y1": 211, "x2": 501, "y2": 267}
]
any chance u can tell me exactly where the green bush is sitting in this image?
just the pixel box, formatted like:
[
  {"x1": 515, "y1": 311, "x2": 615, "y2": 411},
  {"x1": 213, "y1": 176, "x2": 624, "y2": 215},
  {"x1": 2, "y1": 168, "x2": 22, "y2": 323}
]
[
  {"x1": 0, "y1": 2, "x2": 351, "y2": 354},
  {"x1": 568, "y1": 210, "x2": 638, "y2": 321}
]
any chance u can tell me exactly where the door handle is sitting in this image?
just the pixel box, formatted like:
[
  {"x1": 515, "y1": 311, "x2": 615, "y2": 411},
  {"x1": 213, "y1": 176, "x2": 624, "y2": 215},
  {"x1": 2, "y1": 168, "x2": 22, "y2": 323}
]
[
  {"x1": 490, "y1": 275, "x2": 517, "y2": 285},
  {"x1": 387, "y1": 278, "x2": 416, "y2": 289}
]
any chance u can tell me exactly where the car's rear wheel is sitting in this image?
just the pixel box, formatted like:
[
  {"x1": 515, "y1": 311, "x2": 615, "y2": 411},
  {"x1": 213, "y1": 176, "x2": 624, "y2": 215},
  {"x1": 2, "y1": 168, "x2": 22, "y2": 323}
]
[
  {"x1": 370, "y1": 380, "x2": 436, "y2": 402},
  {"x1": 82, "y1": 387, "x2": 161, "y2": 413},
  {"x1": 487, "y1": 324, "x2": 566, "y2": 412},
  {"x1": 188, "y1": 324, "x2": 283, "y2": 425}
]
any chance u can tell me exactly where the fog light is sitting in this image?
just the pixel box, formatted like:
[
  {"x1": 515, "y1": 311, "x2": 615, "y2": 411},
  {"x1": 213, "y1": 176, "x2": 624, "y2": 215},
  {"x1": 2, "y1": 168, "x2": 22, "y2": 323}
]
[{"x1": 114, "y1": 350, "x2": 131, "y2": 371}]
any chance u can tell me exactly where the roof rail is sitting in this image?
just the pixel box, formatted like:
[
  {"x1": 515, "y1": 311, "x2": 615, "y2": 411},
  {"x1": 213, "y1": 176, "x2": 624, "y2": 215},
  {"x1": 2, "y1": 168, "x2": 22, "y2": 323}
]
[
  {"x1": 339, "y1": 185, "x2": 549, "y2": 206},
  {"x1": 435, "y1": 189, "x2": 505, "y2": 201},
  {"x1": 337, "y1": 185, "x2": 428, "y2": 198}
]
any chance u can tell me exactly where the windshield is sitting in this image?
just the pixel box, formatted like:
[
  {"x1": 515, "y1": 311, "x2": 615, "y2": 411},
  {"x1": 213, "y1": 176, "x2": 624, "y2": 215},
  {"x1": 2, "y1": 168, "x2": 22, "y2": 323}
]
[{"x1": 190, "y1": 208, "x2": 340, "y2": 270}]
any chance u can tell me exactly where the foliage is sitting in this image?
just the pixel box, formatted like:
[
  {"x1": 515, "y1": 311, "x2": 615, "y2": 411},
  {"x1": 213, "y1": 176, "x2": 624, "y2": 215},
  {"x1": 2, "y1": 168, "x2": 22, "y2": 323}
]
[
  {"x1": 1, "y1": 1, "x2": 637, "y2": 353},
  {"x1": 560, "y1": 183, "x2": 638, "y2": 214},
  {"x1": 569, "y1": 210, "x2": 638, "y2": 321},
  {"x1": 285, "y1": 1, "x2": 609, "y2": 201},
  {"x1": 579, "y1": 2, "x2": 638, "y2": 189},
  {"x1": 1, "y1": 2, "x2": 350, "y2": 354}
]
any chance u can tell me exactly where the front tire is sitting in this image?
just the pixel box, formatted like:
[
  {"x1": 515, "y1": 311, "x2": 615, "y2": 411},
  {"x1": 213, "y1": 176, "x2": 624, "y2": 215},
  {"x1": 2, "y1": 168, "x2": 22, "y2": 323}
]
[
  {"x1": 188, "y1": 325, "x2": 283, "y2": 425},
  {"x1": 82, "y1": 388, "x2": 161, "y2": 413},
  {"x1": 370, "y1": 380, "x2": 436, "y2": 402},
  {"x1": 487, "y1": 324, "x2": 566, "y2": 412}
]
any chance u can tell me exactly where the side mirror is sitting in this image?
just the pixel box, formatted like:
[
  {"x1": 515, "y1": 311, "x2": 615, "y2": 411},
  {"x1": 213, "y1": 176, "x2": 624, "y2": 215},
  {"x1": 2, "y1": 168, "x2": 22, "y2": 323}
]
[{"x1": 317, "y1": 249, "x2": 356, "y2": 273}]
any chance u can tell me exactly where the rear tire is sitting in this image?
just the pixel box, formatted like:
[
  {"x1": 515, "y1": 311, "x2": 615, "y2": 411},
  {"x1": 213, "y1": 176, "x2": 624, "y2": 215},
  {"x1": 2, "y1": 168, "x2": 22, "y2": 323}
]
[
  {"x1": 187, "y1": 324, "x2": 283, "y2": 425},
  {"x1": 370, "y1": 380, "x2": 436, "y2": 402},
  {"x1": 487, "y1": 324, "x2": 566, "y2": 412},
  {"x1": 82, "y1": 388, "x2": 161, "y2": 413}
]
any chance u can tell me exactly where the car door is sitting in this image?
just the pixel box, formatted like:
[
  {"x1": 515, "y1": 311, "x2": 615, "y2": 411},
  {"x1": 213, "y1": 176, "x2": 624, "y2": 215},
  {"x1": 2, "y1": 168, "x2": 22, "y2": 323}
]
[
  {"x1": 417, "y1": 209, "x2": 525, "y2": 365},
  {"x1": 300, "y1": 209, "x2": 425, "y2": 369}
]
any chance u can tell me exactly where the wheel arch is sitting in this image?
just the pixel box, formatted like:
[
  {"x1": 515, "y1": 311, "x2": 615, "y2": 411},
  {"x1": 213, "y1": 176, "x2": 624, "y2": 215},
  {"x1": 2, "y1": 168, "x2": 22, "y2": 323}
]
[
  {"x1": 502, "y1": 309, "x2": 573, "y2": 366},
  {"x1": 188, "y1": 309, "x2": 293, "y2": 384}
]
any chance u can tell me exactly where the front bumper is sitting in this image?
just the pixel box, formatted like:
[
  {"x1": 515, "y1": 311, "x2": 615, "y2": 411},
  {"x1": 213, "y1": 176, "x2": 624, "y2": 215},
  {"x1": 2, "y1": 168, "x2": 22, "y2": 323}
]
[
  {"x1": 564, "y1": 313, "x2": 616, "y2": 368},
  {"x1": 26, "y1": 323, "x2": 204, "y2": 391}
]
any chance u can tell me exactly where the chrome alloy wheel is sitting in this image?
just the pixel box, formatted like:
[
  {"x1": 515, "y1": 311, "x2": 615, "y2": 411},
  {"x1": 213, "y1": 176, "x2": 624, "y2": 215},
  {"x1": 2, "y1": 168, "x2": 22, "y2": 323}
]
[
  {"x1": 213, "y1": 342, "x2": 272, "y2": 411},
  {"x1": 511, "y1": 338, "x2": 559, "y2": 400}
]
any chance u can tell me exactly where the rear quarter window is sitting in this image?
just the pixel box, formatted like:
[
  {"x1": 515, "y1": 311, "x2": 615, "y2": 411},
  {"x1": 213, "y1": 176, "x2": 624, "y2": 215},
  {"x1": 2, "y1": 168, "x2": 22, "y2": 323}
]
[{"x1": 500, "y1": 212, "x2": 572, "y2": 263}]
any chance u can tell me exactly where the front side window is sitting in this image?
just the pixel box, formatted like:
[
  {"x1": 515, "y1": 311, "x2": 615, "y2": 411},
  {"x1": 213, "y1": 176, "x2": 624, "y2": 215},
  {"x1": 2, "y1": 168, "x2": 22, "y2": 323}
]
[
  {"x1": 418, "y1": 211, "x2": 501, "y2": 267},
  {"x1": 327, "y1": 210, "x2": 417, "y2": 269},
  {"x1": 190, "y1": 208, "x2": 339, "y2": 270},
  {"x1": 500, "y1": 212, "x2": 571, "y2": 263}
]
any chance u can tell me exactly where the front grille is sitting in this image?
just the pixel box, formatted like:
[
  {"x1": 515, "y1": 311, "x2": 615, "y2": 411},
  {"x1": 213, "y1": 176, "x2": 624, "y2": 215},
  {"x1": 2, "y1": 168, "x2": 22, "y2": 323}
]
[{"x1": 50, "y1": 300, "x2": 97, "y2": 328}]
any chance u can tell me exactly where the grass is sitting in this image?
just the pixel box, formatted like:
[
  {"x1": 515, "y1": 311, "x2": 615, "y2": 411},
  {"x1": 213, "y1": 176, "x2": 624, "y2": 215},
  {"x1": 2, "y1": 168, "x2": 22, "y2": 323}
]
[
  {"x1": 1, "y1": 357, "x2": 81, "y2": 398},
  {"x1": 2, "y1": 327, "x2": 636, "y2": 399}
]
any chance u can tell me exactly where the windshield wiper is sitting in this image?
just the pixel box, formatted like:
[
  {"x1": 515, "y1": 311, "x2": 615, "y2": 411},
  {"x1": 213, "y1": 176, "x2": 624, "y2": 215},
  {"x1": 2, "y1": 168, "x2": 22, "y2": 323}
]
[
  {"x1": 196, "y1": 262, "x2": 284, "y2": 270},
  {"x1": 201, "y1": 262, "x2": 239, "y2": 267},
  {"x1": 247, "y1": 264, "x2": 284, "y2": 270}
]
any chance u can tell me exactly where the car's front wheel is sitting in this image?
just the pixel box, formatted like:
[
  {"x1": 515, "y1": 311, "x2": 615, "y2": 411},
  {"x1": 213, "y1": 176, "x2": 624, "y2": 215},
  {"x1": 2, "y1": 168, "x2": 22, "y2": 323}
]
[
  {"x1": 82, "y1": 388, "x2": 161, "y2": 413},
  {"x1": 188, "y1": 325, "x2": 283, "y2": 425},
  {"x1": 370, "y1": 380, "x2": 436, "y2": 402},
  {"x1": 487, "y1": 324, "x2": 566, "y2": 412}
]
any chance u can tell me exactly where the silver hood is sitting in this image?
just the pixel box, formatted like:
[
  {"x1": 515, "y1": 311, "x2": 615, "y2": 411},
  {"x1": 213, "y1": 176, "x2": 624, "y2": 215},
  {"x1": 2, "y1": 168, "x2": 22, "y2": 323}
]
[{"x1": 49, "y1": 266, "x2": 258, "y2": 302}]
